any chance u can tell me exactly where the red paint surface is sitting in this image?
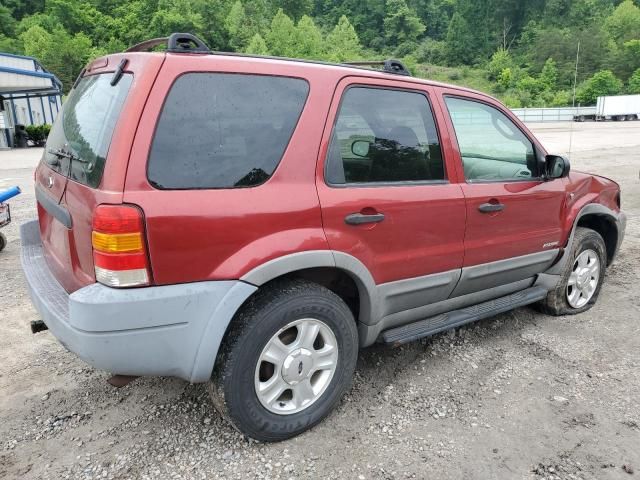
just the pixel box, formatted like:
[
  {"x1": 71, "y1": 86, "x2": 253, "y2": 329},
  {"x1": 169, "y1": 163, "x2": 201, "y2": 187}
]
[{"x1": 35, "y1": 53, "x2": 622, "y2": 293}]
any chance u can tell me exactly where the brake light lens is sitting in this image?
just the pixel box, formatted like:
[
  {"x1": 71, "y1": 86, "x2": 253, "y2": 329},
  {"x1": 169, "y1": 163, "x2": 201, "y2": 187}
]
[{"x1": 92, "y1": 204, "x2": 150, "y2": 287}]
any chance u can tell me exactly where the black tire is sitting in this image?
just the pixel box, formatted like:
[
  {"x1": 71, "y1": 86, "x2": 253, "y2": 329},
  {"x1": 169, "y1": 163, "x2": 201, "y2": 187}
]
[
  {"x1": 537, "y1": 227, "x2": 607, "y2": 316},
  {"x1": 0, "y1": 232, "x2": 6, "y2": 252},
  {"x1": 210, "y1": 279, "x2": 358, "y2": 442}
]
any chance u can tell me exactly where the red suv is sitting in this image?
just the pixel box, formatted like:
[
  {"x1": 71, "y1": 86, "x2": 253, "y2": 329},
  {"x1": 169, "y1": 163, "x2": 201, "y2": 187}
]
[{"x1": 21, "y1": 34, "x2": 626, "y2": 441}]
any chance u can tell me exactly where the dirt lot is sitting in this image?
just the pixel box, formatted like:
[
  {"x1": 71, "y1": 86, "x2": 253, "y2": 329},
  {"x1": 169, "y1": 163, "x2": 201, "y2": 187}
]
[{"x1": 0, "y1": 122, "x2": 638, "y2": 480}]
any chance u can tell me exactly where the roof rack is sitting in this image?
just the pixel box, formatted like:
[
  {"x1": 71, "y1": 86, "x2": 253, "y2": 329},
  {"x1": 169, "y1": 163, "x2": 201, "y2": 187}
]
[
  {"x1": 126, "y1": 33, "x2": 211, "y2": 54},
  {"x1": 342, "y1": 59, "x2": 411, "y2": 76},
  {"x1": 125, "y1": 33, "x2": 411, "y2": 77}
]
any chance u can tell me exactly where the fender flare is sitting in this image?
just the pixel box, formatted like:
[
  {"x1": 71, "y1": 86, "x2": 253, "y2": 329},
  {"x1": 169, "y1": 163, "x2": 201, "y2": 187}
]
[
  {"x1": 546, "y1": 203, "x2": 623, "y2": 275},
  {"x1": 240, "y1": 250, "x2": 379, "y2": 325}
]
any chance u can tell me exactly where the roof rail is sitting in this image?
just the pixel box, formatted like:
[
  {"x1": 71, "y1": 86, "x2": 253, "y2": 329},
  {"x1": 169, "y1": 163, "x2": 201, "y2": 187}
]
[
  {"x1": 126, "y1": 33, "x2": 211, "y2": 54},
  {"x1": 342, "y1": 59, "x2": 411, "y2": 76}
]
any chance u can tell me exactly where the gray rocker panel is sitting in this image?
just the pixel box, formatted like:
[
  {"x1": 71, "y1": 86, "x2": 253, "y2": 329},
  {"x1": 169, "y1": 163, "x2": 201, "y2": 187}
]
[{"x1": 450, "y1": 249, "x2": 559, "y2": 298}]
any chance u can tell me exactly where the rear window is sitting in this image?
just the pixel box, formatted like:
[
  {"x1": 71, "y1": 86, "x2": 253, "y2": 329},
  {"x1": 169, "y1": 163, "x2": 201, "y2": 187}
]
[
  {"x1": 147, "y1": 73, "x2": 309, "y2": 189},
  {"x1": 44, "y1": 73, "x2": 132, "y2": 188}
]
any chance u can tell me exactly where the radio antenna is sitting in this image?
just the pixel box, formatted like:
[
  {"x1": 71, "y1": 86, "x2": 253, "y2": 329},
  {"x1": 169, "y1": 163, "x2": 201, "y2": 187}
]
[
  {"x1": 568, "y1": 116, "x2": 575, "y2": 160},
  {"x1": 569, "y1": 40, "x2": 580, "y2": 160}
]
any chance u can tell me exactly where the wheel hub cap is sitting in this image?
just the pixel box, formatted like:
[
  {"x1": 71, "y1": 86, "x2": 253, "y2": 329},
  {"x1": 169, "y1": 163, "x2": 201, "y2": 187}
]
[
  {"x1": 281, "y1": 348, "x2": 313, "y2": 385},
  {"x1": 566, "y1": 249, "x2": 600, "y2": 309},
  {"x1": 254, "y1": 318, "x2": 338, "y2": 415}
]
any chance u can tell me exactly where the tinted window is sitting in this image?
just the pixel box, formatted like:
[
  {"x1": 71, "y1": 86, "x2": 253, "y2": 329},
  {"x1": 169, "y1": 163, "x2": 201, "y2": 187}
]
[
  {"x1": 444, "y1": 97, "x2": 537, "y2": 182},
  {"x1": 325, "y1": 87, "x2": 444, "y2": 184},
  {"x1": 148, "y1": 73, "x2": 309, "y2": 189},
  {"x1": 44, "y1": 73, "x2": 132, "y2": 188}
]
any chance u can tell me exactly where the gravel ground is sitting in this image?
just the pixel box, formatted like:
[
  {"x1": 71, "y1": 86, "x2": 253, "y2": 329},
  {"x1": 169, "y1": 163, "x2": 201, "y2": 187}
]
[{"x1": 0, "y1": 122, "x2": 639, "y2": 480}]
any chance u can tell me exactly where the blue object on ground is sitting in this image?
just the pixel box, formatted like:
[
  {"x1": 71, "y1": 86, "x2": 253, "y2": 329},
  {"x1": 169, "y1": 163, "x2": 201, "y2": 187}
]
[{"x1": 0, "y1": 186, "x2": 21, "y2": 203}]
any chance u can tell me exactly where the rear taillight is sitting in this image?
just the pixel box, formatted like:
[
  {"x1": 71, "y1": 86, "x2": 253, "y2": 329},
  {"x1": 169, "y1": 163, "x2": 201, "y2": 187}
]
[{"x1": 92, "y1": 204, "x2": 150, "y2": 287}]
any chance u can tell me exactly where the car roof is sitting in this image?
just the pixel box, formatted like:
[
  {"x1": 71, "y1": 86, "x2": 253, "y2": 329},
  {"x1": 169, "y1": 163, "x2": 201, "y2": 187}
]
[
  {"x1": 214, "y1": 52, "x2": 486, "y2": 94},
  {"x1": 112, "y1": 50, "x2": 488, "y2": 99}
]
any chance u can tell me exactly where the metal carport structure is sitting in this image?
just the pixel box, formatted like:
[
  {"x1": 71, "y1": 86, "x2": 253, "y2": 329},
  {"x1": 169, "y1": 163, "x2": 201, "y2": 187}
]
[{"x1": 0, "y1": 52, "x2": 63, "y2": 148}]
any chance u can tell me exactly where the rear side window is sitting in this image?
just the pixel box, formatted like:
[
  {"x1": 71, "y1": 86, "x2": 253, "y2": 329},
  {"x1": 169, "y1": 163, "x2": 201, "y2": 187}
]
[
  {"x1": 44, "y1": 73, "x2": 133, "y2": 188},
  {"x1": 325, "y1": 87, "x2": 444, "y2": 185},
  {"x1": 147, "y1": 73, "x2": 309, "y2": 189}
]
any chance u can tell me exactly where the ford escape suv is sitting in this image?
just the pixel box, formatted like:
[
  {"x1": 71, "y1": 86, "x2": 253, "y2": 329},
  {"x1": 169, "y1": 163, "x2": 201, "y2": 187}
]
[{"x1": 21, "y1": 33, "x2": 626, "y2": 442}]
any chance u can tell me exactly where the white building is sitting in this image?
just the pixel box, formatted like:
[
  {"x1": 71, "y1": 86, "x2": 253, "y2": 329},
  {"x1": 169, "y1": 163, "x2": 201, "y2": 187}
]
[{"x1": 0, "y1": 52, "x2": 63, "y2": 149}]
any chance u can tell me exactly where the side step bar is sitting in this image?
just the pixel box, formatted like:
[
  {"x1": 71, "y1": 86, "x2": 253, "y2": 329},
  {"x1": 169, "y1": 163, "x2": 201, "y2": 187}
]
[{"x1": 380, "y1": 286, "x2": 548, "y2": 346}]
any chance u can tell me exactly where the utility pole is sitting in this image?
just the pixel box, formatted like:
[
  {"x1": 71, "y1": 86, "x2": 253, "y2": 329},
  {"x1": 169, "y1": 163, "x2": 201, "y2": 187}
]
[{"x1": 572, "y1": 40, "x2": 580, "y2": 107}]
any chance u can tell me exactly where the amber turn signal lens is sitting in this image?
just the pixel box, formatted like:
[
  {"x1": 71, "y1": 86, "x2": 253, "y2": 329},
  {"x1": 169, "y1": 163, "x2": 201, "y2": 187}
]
[{"x1": 92, "y1": 231, "x2": 143, "y2": 253}]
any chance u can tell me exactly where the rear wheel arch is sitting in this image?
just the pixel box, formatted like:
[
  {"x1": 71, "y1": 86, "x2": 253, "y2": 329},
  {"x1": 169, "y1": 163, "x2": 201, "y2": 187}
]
[
  {"x1": 240, "y1": 250, "x2": 377, "y2": 325},
  {"x1": 208, "y1": 253, "x2": 377, "y2": 377}
]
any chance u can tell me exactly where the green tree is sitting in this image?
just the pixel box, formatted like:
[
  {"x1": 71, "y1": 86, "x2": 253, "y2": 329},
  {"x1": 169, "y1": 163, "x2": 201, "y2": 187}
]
[
  {"x1": 266, "y1": 9, "x2": 299, "y2": 57},
  {"x1": 614, "y1": 39, "x2": 640, "y2": 80},
  {"x1": 604, "y1": 0, "x2": 640, "y2": 44},
  {"x1": 325, "y1": 15, "x2": 362, "y2": 62},
  {"x1": 0, "y1": 4, "x2": 17, "y2": 36},
  {"x1": 245, "y1": 33, "x2": 269, "y2": 55},
  {"x1": 21, "y1": 25, "x2": 93, "y2": 93},
  {"x1": 383, "y1": 0, "x2": 425, "y2": 47},
  {"x1": 517, "y1": 75, "x2": 543, "y2": 97},
  {"x1": 296, "y1": 15, "x2": 324, "y2": 59},
  {"x1": 487, "y1": 49, "x2": 513, "y2": 80},
  {"x1": 520, "y1": 22, "x2": 612, "y2": 88},
  {"x1": 225, "y1": 1, "x2": 252, "y2": 51},
  {"x1": 628, "y1": 68, "x2": 640, "y2": 94},
  {"x1": 577, "y1": 70, "x2": 623, "y2": 105},
  {"x1": 497, "y1": 67, "x2": 514, "y2": 90},
  {"x1": 280, "y1": 0, "x2": 312, "y2": 21},
  {"x1": 539, "y1": 58, "x2": 558, "y2": 91},
  {"x1": 148, "y1": 0, "x2": 204, "y2": 40},
  {"x1": 445, "y1": 12, "x2": 474, "y2": 65},
  {"x1": 408, "y1": 0, "x2": 453, "y2": 40}
]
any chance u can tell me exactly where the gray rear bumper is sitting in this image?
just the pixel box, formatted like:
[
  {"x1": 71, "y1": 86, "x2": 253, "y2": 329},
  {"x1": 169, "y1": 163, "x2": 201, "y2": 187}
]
[{"x1": 20, "y1": 220, "x2": 256, "y2": 382}]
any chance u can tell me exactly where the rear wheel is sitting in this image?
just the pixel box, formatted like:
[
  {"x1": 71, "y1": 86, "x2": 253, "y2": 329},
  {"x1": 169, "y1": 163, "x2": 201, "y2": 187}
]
[
  {"x1": 0, "y1": 232, "x2": 6, "y2": 252},
  {"x1": 537, "y1": 227, "x2": 606, "y2": 315},
  {"x1": 210, "y1": 279, "x2": 358, "y2": 442}
]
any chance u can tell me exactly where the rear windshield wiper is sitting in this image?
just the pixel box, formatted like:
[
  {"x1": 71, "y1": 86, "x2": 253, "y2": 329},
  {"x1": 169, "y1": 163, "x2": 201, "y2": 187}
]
[{"x1": 47, "y1": 147, "x2": 79, "y2": 164}]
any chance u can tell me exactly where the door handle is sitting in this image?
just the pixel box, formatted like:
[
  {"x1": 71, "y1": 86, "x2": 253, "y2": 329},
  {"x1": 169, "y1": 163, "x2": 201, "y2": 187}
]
[
  {"x1": 344, "y1": 212, "x2": 385, "y2": 225},
  {"x1": 478, "y1": 202, "x2": 505, "y2": 213}
]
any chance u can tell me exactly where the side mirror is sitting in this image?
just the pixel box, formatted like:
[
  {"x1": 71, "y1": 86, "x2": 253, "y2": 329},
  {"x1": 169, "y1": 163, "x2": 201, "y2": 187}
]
[
  {"x1": 545, "y1": 154, "x2": 570, "y2": 179},
  {"x1": 351, "y1": 140, "x2": 370, "y2": 157}
]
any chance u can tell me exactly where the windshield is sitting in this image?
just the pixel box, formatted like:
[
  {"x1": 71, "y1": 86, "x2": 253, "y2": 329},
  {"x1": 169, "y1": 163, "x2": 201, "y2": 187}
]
[{"x1": 44, "y1": 73, "x2": 133, "y2": 188}]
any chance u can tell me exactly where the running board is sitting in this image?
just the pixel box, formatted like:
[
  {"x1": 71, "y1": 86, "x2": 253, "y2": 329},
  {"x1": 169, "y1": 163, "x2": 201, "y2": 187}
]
[{"x1": 379, "y1": 286, "x2": 548, "y2": 346}]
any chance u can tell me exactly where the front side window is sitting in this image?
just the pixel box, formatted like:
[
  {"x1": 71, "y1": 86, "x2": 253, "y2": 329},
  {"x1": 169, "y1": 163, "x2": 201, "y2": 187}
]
[
  {"x1": 444, "y1": 97, "x2": 537, "y2": 182},
  {"x1": 148, "y1": 73, "x2": 309, "y2": 189},
  {"x1": 325, "y1": 87, "x2": 445, "y2": 185}
]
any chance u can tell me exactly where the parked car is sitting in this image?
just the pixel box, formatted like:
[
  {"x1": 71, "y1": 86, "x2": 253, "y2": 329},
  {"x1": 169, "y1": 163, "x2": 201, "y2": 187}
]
[{"x1": 21, "y1": 34, "x2": 626, "y2": 442}]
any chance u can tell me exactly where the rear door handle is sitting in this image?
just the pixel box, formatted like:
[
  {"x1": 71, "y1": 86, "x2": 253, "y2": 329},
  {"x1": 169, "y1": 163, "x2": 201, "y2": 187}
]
[
  {"x1": 344, "y1": 212, "x2": 385, "y2": 225},
  {"x1": 478, "y1": 202, "x2": 505, "y2": 213}
]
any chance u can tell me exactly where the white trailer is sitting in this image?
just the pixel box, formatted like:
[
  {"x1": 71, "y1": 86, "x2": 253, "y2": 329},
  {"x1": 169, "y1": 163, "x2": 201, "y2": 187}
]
[{"x1": 574, "y1": 94, "x2": 640, "y2": 121}]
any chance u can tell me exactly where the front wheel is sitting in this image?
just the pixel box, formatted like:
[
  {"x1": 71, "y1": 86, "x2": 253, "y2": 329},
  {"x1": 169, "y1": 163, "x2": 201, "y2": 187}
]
[
  {"x1": 210, "y1": 279, "x2": 358, "y2": 442},
  {"x1": 0, "y1": 232, "x2": 6, "y2": 252},
  {"x1": 537, "y1": 227, "x2": 607, "y2": 315}
]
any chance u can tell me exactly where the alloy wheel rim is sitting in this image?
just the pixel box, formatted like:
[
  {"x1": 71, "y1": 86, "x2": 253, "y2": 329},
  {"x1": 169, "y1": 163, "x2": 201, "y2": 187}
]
[
  {"x1": 566, "y1": 249, "x2": 600, "y2": 308},
  {"x1": 254, "y1": 318, "x2": 338, "y2": 415}
]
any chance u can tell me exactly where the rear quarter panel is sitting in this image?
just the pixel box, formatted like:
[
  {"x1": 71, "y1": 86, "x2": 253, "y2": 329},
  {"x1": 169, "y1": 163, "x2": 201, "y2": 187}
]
[{"x1": 123, "y1": 55, "x2": 341, "y2": 284}]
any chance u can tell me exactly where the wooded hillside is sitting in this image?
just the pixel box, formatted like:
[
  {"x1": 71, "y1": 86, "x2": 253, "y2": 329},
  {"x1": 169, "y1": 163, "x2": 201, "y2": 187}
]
[{"x1": 1, "y1": 0, "x2": 639, "y2": 106}]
